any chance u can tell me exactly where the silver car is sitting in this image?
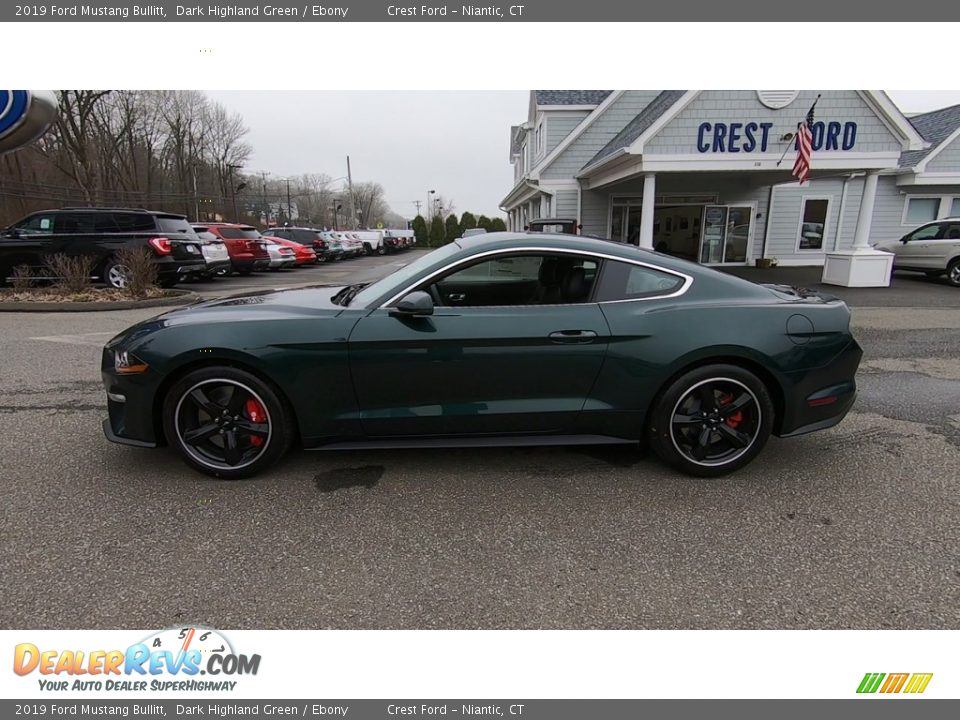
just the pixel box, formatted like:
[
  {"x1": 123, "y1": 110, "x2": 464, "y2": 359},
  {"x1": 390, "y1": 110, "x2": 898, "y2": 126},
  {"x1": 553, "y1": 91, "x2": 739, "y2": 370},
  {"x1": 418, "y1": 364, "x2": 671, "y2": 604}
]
[
  {"x1": 873, "y1": 218, "x2": 960, "y2": 287},
  {"x1": 262, "y1": 238, "x2": 297, "y2": 269}
]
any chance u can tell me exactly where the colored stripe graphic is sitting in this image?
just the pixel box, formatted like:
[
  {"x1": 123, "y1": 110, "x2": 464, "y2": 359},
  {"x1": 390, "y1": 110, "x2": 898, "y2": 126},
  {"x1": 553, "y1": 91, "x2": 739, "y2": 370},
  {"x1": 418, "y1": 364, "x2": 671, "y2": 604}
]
[
  {"x1": 857, "y1": 673, "x2": 885, "y2": 693},
  {"x1": 903, "y1": 673, "x2": 933, "y2": 694},
  {"x1": 880, "y1": 673, "x2": 909, "y2": 693}
]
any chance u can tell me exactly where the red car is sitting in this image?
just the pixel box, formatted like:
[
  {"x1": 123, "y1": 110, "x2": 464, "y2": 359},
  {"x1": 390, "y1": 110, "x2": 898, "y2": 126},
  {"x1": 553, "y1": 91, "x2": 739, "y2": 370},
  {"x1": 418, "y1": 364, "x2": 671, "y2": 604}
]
[
  {"x1": 194, "y1": 223, "x2": 270, "y2": 275},
  {"x1": 263, "y1": 234, "x2": 318, "y2": 266}
]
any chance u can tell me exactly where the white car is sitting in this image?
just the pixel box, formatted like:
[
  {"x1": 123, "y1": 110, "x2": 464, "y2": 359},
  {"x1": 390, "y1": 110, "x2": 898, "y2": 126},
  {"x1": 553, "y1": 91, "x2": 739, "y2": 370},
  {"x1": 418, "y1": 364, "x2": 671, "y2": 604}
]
[
  {"x1": 336, "y1": 232, "x2": 364, "y2": 258},
  {"x1": 873, "y1": 218, "x2": 960, "y2": 287}
]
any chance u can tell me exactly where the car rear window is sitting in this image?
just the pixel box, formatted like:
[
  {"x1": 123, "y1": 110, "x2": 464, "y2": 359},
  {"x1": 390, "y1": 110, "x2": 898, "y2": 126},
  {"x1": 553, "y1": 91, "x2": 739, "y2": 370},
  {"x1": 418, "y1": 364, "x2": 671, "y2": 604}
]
[
  {"x1": 156, "y1": 216, "x2": 199, "y2": 239},
  {"x1": 288, "y1": 229, "x2": 316, "y2": 244},
  {"x1": 217, "y1": 227, "x2": 262, "y2": 239}
]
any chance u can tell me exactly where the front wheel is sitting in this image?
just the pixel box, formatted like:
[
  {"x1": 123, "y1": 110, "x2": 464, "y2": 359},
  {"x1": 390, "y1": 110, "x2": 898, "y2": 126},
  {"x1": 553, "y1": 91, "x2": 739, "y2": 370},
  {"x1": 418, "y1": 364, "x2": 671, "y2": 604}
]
[
  {"x1": 647, "y1": 364, "x2": 774, "y2": 478},
  {"x1": 162, "y1": 367, "x2": 295, "y2": 479},
  {"x1": 103, "y1": 258, "x2": 131, "y2": 289}
]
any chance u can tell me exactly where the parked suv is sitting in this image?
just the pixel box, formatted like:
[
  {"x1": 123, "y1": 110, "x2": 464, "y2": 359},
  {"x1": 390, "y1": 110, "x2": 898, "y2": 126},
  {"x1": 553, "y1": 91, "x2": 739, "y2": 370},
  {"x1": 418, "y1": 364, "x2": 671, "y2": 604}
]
[
  {"x1": 873, "y1": 218, "x2": 960, "y2": 287},
  {"x1": 195, "y1": 223, "x2": 270, "y2": 275},
  {"x1": 0, "y1": 208, "x2": 206, "y2": 288},
  {"x1": 265, "y1": 226, "x2": 331, "y2": 262}
]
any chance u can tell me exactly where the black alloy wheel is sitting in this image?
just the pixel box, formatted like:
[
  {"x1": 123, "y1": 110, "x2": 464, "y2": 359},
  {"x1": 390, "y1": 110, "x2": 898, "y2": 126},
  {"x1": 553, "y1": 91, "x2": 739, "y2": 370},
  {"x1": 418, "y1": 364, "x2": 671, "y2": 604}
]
[
  {"x1": 648, "y1": 364, "x2": 774, "y2": 477},
  {"x1": 162, "y1": 367, "x2": 294, "y2": 479}
]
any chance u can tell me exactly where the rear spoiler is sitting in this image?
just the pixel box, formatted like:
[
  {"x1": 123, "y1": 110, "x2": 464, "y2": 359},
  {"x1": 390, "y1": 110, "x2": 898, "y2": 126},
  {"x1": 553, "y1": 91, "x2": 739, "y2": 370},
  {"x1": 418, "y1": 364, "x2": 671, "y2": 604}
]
[{"x1": 760, "y1": 283, "x2": 840, "y2": 304}]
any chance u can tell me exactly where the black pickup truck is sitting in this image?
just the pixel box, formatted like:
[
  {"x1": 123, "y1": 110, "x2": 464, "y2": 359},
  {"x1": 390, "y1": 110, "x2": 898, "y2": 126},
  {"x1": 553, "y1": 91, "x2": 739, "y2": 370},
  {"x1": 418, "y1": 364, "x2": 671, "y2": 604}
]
[{"x1": 0, "y1": 208, "x2": 206, "y2": 288}]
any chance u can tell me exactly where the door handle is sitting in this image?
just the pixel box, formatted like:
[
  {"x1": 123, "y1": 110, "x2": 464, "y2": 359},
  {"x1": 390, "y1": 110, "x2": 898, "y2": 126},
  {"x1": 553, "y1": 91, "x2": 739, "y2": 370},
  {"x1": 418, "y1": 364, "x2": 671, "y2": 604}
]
[
  {"x1": 548, "y1": 329, "x2": 598, "y2": 344},
  {"x1": 448, "y1": 293, "x2": 466, "y2": 302}
]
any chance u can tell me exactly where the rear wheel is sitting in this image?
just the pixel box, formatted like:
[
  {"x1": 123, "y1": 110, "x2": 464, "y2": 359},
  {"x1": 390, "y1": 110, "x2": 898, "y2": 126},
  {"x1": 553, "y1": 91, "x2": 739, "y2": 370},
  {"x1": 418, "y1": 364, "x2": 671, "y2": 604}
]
[
  {"x1": 647, "y1": 364, "x2": 774, "y2": 478},
  {"x1": 162, "y1": 367, "x2": 294, "y2": 480},
  {"x1": 947, "y1": 259, "x2": 960, "y2": 287},
  {"x1": 377, "y1": 244, "x2": 386, "y2": 256}
]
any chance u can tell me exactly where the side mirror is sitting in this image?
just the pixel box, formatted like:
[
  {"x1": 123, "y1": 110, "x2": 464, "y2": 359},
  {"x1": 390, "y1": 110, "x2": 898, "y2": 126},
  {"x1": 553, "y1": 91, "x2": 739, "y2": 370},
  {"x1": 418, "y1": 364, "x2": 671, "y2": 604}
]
[
  {"x1": 1, "y1": 227, "x2": 20, "y2": 239},
  {"x1": 389, "y1": 291, "x2": 434, "y2": 317},
  {"x1": 900, "y1": 236, "x2": 909, "y2": 244}
]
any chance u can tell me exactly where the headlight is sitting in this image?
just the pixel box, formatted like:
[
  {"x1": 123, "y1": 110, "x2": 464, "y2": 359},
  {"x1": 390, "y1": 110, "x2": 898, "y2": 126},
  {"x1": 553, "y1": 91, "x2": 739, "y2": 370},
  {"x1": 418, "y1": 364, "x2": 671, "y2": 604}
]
[{"x1": 114, "y1": 350, "x2": 149, "y2": 374}]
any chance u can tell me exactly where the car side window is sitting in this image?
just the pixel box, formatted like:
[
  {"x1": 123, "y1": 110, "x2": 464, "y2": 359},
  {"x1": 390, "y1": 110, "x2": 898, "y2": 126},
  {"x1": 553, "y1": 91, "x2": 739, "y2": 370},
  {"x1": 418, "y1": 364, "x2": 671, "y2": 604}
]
[
  {"x1": 941, "y1": 224, "x2": 960, "y2": 240},
  {"x1": 905, "y1": 224, "x2": 942, "y2": 242},
  {"x1": 422, "y1": 253, "x2": 600, "y2": 307},
  {"x1": 113, "y1": 213, "x2": 156, "y2": 232},
  {"x1": 54, "y1": 213, "x2": 98, "y2": 234},
  {"x1": 594, "y1": 260, "x2": 685, "y2": 301},
  {"x1": 18, "y1": 214, "x2": 55, "y2": 235}
]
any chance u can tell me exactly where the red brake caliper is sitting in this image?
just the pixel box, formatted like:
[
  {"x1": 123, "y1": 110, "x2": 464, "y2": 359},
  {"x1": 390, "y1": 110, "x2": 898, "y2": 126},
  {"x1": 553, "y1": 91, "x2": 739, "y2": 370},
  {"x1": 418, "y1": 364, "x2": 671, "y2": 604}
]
[
  {"x1": 245, "y1": 398, "x2": 266, "y2": 447},
  {"x1": 719, "y1": 393, "x2": 743, "y2": 429}
]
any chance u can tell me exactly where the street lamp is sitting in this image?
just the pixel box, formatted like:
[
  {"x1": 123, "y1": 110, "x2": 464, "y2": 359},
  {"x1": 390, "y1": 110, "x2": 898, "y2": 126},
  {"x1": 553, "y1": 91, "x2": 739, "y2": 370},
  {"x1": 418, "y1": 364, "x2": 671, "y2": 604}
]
[{"x1": 427, "y1": 189, "x2": 436, "y2": 220}]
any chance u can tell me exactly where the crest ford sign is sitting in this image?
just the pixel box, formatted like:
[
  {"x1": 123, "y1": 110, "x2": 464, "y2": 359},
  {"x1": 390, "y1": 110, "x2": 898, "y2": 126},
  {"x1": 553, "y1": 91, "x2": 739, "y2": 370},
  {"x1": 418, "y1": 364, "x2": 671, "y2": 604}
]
[{"x1": 696, "y1": 121, "x2": 858, "y2": 153}]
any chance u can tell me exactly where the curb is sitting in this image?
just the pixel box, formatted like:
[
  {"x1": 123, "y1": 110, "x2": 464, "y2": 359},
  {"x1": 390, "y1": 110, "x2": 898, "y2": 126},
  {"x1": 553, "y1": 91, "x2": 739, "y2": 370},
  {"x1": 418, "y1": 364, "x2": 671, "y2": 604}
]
[{"x1": 0, "y1": 290, "x2": 201, "y2": 313}]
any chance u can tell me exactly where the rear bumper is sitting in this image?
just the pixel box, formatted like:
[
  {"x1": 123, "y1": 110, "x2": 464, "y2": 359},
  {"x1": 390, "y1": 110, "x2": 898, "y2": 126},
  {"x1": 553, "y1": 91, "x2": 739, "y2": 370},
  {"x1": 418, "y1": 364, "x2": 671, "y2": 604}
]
[
  {"x1": 230, "y1": 256, "x2": 271, "y2": 272},
  {"x1": 155, "y1": 256, "x2": 206, "y2": 278},
  {"x1": 775, "y1": 339, "x2": 863, "y2": 438}
]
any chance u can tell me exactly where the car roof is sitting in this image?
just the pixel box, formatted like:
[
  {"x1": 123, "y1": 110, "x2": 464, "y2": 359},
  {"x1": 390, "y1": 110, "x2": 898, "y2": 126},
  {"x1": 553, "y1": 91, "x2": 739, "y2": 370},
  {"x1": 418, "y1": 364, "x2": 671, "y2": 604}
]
[
  {"x1": 57, "y1": 207, "x2": 187, "y2": 219},
  {"x1": 452, "y1": 231, "x2": 754, "y2": 283}
]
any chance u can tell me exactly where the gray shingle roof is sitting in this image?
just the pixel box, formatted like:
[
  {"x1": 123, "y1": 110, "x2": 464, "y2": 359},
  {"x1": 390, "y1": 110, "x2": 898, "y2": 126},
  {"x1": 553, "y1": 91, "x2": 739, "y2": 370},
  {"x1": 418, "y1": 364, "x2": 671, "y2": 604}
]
[
  {"x1": 535, "y1": 90, "x2": 612, "y2": 106},
  {"x1": 584, "y1": 90, "x2": 686, "y2": 171},
  {"x1": 900, "y1": 103, "x2": 960, "y2": 168}
]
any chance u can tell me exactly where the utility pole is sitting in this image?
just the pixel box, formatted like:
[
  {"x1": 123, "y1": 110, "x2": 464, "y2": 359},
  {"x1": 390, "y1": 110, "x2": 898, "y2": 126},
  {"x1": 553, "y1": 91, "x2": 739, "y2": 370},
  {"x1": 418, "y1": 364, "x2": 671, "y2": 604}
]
[
  {"x1": 286, "y1": 178, "x2": 292, "y2": 223},
  {"x1": 413, "y1": 200, "x2": 422, "y2": 216},
  {"x1": 260, "y1": 172, "x2": 270, "y2": 226},
  {"x1": 346, "y1": 156, "x2": 356, "y2": 230}
]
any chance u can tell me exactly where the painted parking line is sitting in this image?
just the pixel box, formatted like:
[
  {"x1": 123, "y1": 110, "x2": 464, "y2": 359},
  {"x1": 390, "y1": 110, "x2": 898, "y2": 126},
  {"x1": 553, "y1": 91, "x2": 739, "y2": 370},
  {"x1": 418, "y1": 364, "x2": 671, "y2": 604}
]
[{"x1": 30, "y1": 331, "x2": 115, "y2": 347}]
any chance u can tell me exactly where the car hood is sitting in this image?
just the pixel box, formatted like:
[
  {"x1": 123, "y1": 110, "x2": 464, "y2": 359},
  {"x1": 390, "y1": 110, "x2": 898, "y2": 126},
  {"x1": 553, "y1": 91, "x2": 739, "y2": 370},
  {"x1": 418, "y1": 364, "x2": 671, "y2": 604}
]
[{"x1": 105, "y1": 285, "x2": 350, "y2": 348}]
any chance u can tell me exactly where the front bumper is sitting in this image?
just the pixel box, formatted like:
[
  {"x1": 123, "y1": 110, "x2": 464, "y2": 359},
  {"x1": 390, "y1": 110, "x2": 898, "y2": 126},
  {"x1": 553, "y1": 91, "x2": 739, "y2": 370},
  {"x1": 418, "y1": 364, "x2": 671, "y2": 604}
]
[{"x1": 101, "y1": 365, "x2": 162, "y2": 447}]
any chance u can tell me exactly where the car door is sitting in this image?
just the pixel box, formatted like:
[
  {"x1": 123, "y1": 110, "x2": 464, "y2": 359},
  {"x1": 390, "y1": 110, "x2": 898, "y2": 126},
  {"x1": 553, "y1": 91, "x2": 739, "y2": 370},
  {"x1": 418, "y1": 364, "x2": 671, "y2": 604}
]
[
  {"x1": 895, "y1": 222, "x2": 943, "y2": 269},
  {"x1": 932, "y1": 222, "x2": 960, "y2": 268},
  {"x1": 0, "y1": 212, "x2": 57, "y2": 278},
  {"x1": 347, "y1": 251, "x2": 611, "y2": 438}
]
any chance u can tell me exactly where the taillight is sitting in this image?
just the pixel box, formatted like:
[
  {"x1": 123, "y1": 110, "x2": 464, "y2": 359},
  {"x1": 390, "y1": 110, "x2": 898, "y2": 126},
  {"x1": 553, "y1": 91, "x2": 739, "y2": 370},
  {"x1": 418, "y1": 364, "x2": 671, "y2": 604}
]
[{"x1": 148, "y1": 237, "x2": 172, "y2": 255}]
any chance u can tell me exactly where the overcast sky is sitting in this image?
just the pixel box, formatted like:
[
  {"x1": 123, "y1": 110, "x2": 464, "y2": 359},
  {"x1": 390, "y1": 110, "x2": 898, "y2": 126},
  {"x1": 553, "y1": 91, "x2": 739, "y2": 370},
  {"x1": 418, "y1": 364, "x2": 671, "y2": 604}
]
[{"x1": 207, "y1": 90, "x2": 960, "y2": 221}]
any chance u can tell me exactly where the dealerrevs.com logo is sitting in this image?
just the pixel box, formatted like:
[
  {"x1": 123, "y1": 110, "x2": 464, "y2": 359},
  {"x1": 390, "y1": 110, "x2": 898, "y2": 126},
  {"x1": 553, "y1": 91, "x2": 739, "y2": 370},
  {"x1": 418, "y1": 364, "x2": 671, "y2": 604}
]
[
  {"x1": 857, "y1": 673, "x2": 933, "y2": 695},
  {"x1": 13, "y1": 627, "x2": 261, "y2": 692}
]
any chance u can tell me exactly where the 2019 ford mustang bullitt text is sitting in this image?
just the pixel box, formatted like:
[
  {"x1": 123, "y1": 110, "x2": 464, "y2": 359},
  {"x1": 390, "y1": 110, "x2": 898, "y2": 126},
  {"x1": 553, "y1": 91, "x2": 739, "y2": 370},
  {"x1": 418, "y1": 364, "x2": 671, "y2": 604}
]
[{"x1": 101, "y1": 233, "x2": 862, "y2": 479}]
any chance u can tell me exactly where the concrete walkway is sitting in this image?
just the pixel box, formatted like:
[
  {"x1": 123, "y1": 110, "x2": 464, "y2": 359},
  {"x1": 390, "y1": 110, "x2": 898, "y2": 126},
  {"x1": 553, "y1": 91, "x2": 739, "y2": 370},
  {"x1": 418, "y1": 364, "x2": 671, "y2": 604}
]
[{"x1": 719, "y1": 265, "x2": 960, "y2": 308}]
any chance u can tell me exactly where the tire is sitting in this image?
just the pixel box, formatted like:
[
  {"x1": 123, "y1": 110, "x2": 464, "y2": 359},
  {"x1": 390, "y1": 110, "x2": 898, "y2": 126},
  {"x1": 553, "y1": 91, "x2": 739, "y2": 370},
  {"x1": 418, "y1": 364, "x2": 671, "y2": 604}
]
[
  {"x1": 947, "y1": 259, "x2": 960, "y2": 288},
  {"x1": 103, "y1": 258, "x2": 131, "y2": 289},
  {"x1": 646, "y1": 363, "x2": 774, "y2": 478},
  {"x1": 162, "y1": 366, "x2": 295, "y2": 480},
  {"x1": 376, "y1": 245, "x2": 386, "y2": 256}
]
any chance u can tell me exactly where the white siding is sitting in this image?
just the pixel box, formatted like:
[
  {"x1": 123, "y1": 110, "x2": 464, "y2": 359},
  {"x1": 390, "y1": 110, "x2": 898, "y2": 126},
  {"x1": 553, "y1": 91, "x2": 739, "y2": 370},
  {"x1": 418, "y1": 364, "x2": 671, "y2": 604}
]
[
  {"x1": 541, "y1": 91, "x2": 662, "y2": 181},
  {"x1": 924, "y1": 134, "x2": 960, "y2": 172},
  {"x1": 543, "y1": 111, "x2": 590, "y2": 159}
]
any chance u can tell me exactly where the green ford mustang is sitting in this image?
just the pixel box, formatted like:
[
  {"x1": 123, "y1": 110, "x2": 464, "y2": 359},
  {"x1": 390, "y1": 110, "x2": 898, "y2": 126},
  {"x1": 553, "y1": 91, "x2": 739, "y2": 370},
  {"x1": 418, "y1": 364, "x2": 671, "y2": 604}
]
[{"x1": 102, "y1": 233, "x2": 862, "y2": 479}]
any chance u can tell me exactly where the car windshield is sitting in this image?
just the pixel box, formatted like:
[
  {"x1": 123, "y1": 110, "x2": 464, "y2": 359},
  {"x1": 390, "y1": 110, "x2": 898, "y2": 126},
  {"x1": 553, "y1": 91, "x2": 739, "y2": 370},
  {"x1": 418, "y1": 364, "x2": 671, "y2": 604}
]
[{"x1": 350, "y1": 243, "x2": 461, "y2": 307}]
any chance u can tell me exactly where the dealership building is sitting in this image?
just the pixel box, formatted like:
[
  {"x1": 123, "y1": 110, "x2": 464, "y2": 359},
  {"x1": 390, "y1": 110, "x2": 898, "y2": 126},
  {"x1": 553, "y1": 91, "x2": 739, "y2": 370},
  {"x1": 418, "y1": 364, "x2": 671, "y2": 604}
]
[{"x1": 501, "y1": 91, "x2": 960, "y2": 284}]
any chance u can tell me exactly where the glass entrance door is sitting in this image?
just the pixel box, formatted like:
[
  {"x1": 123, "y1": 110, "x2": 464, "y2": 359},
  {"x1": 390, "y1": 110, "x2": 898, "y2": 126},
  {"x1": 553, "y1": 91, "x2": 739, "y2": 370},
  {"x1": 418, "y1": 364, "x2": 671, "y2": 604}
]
[
  {"x1": 698, "y1": 205, "x2": 753, "y2": 264},
  {"x1": 699, "y1": 206, "x2": 728, "y2": 264}
]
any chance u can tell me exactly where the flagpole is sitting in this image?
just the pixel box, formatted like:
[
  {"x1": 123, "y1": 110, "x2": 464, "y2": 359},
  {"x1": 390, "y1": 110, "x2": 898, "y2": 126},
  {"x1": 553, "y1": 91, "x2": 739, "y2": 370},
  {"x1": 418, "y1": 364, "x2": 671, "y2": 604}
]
[
  {"x1": 776, "y1": 94, "x2": 821, "y2": 168},
  {"x1": 776, "y1": 126, "x2": 799, "y2": 167}
]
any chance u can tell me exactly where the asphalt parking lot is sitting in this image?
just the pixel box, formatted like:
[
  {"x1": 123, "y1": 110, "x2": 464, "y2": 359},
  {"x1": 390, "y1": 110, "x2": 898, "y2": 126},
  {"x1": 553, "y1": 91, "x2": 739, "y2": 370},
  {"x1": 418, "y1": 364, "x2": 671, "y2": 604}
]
[{"x1": 1, "y1": 256, "x2": 958, "y2": 630}]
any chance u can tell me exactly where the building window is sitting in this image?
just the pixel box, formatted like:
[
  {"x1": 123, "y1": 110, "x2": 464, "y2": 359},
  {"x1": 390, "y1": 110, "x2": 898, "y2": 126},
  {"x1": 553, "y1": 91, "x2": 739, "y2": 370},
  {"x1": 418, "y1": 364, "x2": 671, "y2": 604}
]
[
  {"x1": 535, "y1": 118, "x2": 545, "y2": 156},
  {"x1": 796, "y1": 198, "x2": 829, "y2": 251},
  {"x1": 904, "y1": 197, "x2": 940, "y2": 225},
  {"x1": 952, "y1": 197, "x2": 960, "y2": 217}
]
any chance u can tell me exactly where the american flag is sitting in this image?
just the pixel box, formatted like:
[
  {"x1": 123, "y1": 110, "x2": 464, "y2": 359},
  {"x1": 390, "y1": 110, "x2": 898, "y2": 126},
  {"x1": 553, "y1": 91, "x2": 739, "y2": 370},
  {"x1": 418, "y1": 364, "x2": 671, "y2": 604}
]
[{"x1": 792, "y1": 97, "x2": 819, "y2": 185}]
